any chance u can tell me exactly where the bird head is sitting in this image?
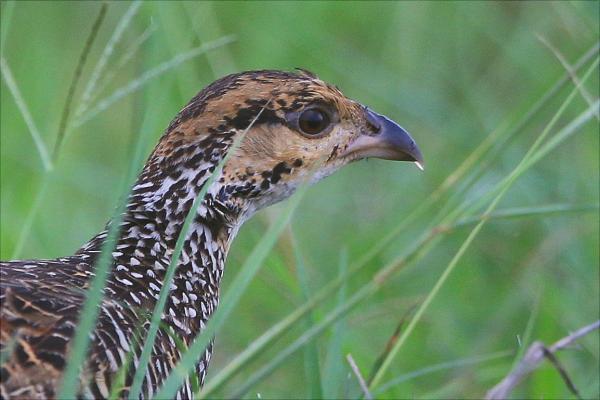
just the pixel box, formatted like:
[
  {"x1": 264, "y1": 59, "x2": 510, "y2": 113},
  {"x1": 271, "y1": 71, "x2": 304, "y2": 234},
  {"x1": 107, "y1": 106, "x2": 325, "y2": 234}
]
[{"x1": 145, "y1": 70, "x2": 423, "y2": 220}]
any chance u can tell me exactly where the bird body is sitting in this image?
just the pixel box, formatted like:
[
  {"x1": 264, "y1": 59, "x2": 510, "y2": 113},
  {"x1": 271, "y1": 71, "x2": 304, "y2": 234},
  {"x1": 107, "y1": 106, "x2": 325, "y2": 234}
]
[{"x1": 0, "y1": 70, "x2": 422, "y2": 399}]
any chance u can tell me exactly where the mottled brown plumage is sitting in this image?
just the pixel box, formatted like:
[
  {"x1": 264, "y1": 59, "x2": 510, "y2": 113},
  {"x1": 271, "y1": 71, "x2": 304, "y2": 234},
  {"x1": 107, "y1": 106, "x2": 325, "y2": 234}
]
[{"x1": 0, "y1": 69, "x2": 423, "y2": 399}]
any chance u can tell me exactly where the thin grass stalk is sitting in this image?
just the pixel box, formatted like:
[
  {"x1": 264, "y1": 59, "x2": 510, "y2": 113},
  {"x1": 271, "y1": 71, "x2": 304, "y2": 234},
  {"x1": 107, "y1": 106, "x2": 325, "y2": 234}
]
[
  {"x1": 0, "y1": 334, "x2": 17, "y2": 366},
  {"x1": 366, "y1": 306, "x2": 416, "y2": 386},
  {"x1": 228, "y1": 203, "x2": 596, "y2": 398},
  {"x1": 374, "y1": 350, "x2": 514, "y2": 394},
  {"x1": 108, "y1": 352, "x2": 134, "y2": 400},
  {"x1": 75, "y1": 1, "x2": 141, "y2": 121},
  {"x1": 129, "y1": 102, "x2": 272, "y2": 399},
  {"x1": 182, "y1": 2, "x2": 238, "y2": 78},
  {"x1": 56, "y1": 147, "x2": 143, "y2": 397},
  {"x1": 198, "y1": 48, "x2": 599, "y2": 396},
  {"x1": 367, "y1": 97, "x2": 599, "y2": 390},
  {"x1": 0, "y1": 57, "x2": 52, "y2": 171},
  {"x1": 537, "y1": 35, "x2": 598, "y2": 118},
  {"x1": 520, "y1": 103, "x2": 598, "y2": 170},
  {"x1": 509, "y1": 289, "x2": 542, "y2": 373},
  {"x1": 292, "y1": 234, "x2": 324, "y2": 399},
  {"x1": 0, "y1": 0, "x2": 15, "y2": 55},
  {"x1": 52, "y1": 3, "x2": 107, "y2": 161},
  {"x1": 115, "y1": 22, "x2": 156, "y2": 68},
  {"x1": 89, "y1": 22, "x2": 157, "y2": 106},
  {"x1": 452, "y1": 203, "x2": 598, "y2": 228},
  {"x1": 346, "y1": 354, "x2": 373, "y2": 400},
  {"x1": 1, "y1": 55, "x2": 54, "y2": 258},
  {"x1": 57, "y1": 80, "x2": 164, "y2": 399},
  {"x1": 322, "y1": 249, "x2": 349, "y2": 399},
  {"x1": 73, "y1": 35, "x2": 236, "y2": 128},
  {"x1": 10, "y1": 179, "x2": 50, "y2": 259},
  {"x1": 108, "y1": 327, "x2": 143, "y2": 400},
  {"x1": 162, "y1": 323, "x2": 201, "y2": 395}
]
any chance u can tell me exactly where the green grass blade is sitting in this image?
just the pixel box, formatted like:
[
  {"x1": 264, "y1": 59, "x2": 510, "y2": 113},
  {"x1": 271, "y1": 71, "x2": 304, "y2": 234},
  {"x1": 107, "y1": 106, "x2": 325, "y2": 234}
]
[
  {"x1": 322, "y1": 249, "x2": 348, "y2": 399},
  {"x1": 0, "y1": 0, "x2": 15, "y2": 55},
  {"x1": 129, "y1": 102, "x2": 271, "y2": 399},
  {"x1": 73, "y1": 35, "x2": 235, "y2": 128},
  {"x1": 0, "y1": 57, "x2": 52, "y2": 171},
  {"x1": 509, "y1": 289, "x2": 542, "y2": 373},
  {"x1": 89, "y1": 21, "x2": 157, "y2": 106},
  {"x1": 108, "y1": 352, "x2": 134, "y2": 400},
  {"x1": 162, "y1": 323, "x2": 201, "y2": 395},
  {"x1": 182, "y1": 2, "x2": 237, "y2": 77},
  {"x1": 75, "y1": 1, "x2": 141, "y2": 121},
  {"x1": 0, "y1": 334, "x2": 17, "y2": 366},
  {"x1": 375, "y1": 350, "x2": 514, "y2": 394},
  {"x1": 108, "y1": 327, "x2": 143, "y2": 400},
  {"x1": 520, "y1": 101, "x2": 598, "y2": 170},
  {"x1": 292, "y1": 234, "x2": 323, "y2": 399},
  {"x1": 537, "y1": 35, "x2": 598, "y2": 118},
  {"x1": 1, "y1": 52, "x2": 55, "y2": 260},
  {"x1": 453, "y1": 203, "x2": 599, "y2": 228},
  {"x1": 10, "y1": 178, "x2": 50, "y2": 259}
]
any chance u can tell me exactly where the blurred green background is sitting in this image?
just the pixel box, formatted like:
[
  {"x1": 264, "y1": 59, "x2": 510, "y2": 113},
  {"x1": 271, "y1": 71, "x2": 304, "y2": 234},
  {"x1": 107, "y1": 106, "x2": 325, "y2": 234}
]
[{"x1": 1, "y1": 1, "x2": 598, "y2": 399}]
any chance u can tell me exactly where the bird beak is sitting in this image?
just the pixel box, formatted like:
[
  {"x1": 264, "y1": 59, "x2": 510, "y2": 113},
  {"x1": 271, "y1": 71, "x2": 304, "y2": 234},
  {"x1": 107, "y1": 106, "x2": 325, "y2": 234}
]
[{"x1": 342, "y1": 108, "x2": 424, "y2": 170}]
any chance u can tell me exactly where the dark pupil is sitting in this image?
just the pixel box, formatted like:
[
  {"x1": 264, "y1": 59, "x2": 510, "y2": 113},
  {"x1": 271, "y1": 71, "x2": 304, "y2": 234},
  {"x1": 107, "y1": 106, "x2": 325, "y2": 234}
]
[{"x1": 299, "y1": 109, "x2": 329, "y2": 135}]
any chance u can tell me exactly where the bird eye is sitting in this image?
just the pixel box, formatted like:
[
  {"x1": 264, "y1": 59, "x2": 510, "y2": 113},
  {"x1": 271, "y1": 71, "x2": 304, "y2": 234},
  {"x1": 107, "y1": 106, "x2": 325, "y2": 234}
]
[{"x1": 298, "y1": 108, "x2": 330, "y2": 136}]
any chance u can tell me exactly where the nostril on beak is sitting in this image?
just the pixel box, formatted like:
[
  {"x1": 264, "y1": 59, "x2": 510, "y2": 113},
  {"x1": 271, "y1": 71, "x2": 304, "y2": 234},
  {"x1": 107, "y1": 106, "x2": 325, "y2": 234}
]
[{"x1": 365, "y1": 108, "x2": 382, "y2": 134}]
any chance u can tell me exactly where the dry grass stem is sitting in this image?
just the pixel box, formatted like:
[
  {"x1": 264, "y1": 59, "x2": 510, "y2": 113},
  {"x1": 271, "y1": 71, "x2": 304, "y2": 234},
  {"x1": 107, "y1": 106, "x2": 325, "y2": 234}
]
[
  {"x1": 346, "y1": 354, "x2": 373, "y2": 400},
  {"x1": 486, "y1": 320, "x2": 600, "y2": 399}
]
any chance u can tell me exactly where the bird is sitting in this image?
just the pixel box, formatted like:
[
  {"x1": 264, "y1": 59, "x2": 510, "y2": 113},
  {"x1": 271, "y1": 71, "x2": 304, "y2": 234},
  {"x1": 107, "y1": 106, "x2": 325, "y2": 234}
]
[{"x1": 0, "y1": 69, "x2": 423, "y2": 399}]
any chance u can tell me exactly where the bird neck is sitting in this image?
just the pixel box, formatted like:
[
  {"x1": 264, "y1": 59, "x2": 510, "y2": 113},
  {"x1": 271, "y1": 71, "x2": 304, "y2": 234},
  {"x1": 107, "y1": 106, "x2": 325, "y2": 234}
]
[{"x1": 78, "y1": 153, "x2": 247, "y2": 334}]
